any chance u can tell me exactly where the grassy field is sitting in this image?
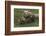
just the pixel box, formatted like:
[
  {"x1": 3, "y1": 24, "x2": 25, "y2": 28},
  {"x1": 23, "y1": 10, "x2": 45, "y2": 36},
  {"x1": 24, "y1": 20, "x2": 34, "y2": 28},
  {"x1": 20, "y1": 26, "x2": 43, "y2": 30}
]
[{"x1": 14, "y1": 8, "x2": 39, "y2": 27}]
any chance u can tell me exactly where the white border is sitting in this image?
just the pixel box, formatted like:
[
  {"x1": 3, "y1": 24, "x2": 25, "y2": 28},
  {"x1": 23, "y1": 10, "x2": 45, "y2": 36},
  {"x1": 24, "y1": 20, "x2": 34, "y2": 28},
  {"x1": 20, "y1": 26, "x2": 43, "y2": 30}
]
[{"x1": 11, "y1": 5, "x2": 42, "y2": 31}]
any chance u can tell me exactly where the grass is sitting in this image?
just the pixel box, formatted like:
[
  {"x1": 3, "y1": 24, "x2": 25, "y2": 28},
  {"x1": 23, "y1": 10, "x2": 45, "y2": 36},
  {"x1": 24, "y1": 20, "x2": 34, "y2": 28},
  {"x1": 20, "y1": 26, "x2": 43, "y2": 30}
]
[{"x1": 14, "y1": 18, "x2": 39, "y2": 27}]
